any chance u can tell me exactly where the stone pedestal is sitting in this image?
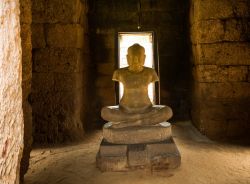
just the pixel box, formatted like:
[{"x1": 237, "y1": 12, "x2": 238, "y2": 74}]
[
  {"x1": 103, "y1": 122, "x2": 172, "y2": 144},
  {"x1": 96, "y1": 122, "x2": 181, "y2": 172}
]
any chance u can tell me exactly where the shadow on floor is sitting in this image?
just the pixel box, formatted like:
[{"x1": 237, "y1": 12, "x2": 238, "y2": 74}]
[{"x1": 25, "y1": 121, "x2": 250, "y2": 184}]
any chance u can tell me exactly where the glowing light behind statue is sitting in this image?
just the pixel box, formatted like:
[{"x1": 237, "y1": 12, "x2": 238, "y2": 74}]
[{"x1": 118, "y1": 32, "x2": 155, "y2": 104}]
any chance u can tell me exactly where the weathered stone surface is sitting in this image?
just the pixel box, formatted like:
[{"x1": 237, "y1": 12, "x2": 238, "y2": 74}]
[
  {"x1": 20, "y1": 0, "x2": 32, "y2": 24},
  {"x1": 248, "y1": 67, "x2": 250, "y2": 82},
  {"x1": 31, "y1": 0, "x2": 46, "y2": 23},
  {"x1": 94, "y1": 34, "x2": 114, "y2": 49},
  {"x1": 97, "y1": 63, "x2": 114, "y2": 75},
  {"x1": 22, "y1": 80, "x2": 31, "y2": 102},
  {"x1": 193, "y1": 65, "x2": 248, "y2": 82},
  {"x1": 224, "y1": 19, "x2": 247, "y2": 41},
  {"x1": 151, "y1": 153, "x2": 181, "y2": 171},
  {"x1": 192, "y1": 85, "x2": 250, "y2": 139},
  {"x1": 31, "y1": 24, "x2": 46, "y2": 48},
  {"x1": 56, "y1": 49, "x2": 82, "y2": 72},
  {"x1": 20, "y1": 0, "x2": 33, "y2": 180},
  {"x1": 32, "y1": 73, "x2": 54, "y2": 92},
  {"x1": 54, "y1": 73, "x2": 83, "y2": 91},
  {"x1": 0, "y1": 1, "x2": 24, "y2": 183},
  {"x1": 128, "y1": 144, "x2": 147, "y2": 167},
  {"x1": 31, "y1": 88, "x2": 85, "y2": 143},
  {"x1": 227, "y1": 66, "x2": 249, "y2": 82},
  {"x1": 141, "y1": 0, "x2": 180, "y2": 12},
  {"x1": 192, "y1": 99, "x2": 250, "y2": 122},
  {"x1": 33, "y1": 113, "x2": 84, "y2": 143},
  {"x1": 103, "y1": 122, "x2": 172, "y2": 144},
  {"x1": 147, "y1": 138, "x2": 178, "y2": 158},
  {"x1": 32, "y1": 0, "x2": 83, "y2": 23},
  {"x1": 226, "y1": 120, "x2": 250, "y2": 138},
  {"x1": 192, "y1": 19, "x2": 249, "y2": 44},
  {"x1": 195, "y1": 119, "x2": 228, "y2": 139},
  {"x1": 33, "y1": 48, "x2": 83, "y2": 73},
  {"x1": 193, "y1": 82, "x2": 250, "y2": 100},
  {"x1": 82, "y1": 34, "x2": 90, "y2": 54},
  {"x1": 97, "y1": 138, "x2": 181, "y2": 172},
  {"x1": 33, "y1": 115, "x2": 84, "y2": 143},
  {"x1": 191, "y1": 0, "x2": 250, "y2": 140},
  {"x1": 31, "y1": 89, "x2": 84, "y2": 142},
  {"x1": 93, "y1": 48, "x2": 115, "y2": 63},
  {"x1": 95, "y1": 28, "x2": 115, "y2": 35},
  {"x1": 46, "y1": 0, "x2": 83, "y2": 23},
  {"x1": 46, "y1": 24, "x2": 84, "y2": 48},
  {"x1": 20, "y1": 23, "x2": 32, "y2": 81},
  {"x1": 191, "y1": 20, "x2": 224, "y2": 44},
  {"x1": 81, "y1": 14, "x2": 89, "y2": 33},
  {"x1": 31, "y1": 0, "x2": 89, "y2": 144},
  {"x1": 93, "y1": 11, "x2": 138, "y2": 27},
  {"x1": 95, "y1": 76, "x2": 113, "y2": 88},
  {"x1": 96, "y1": 152, "x2": 128, "y2": 171},
  {"x1": 100, "y1": 140, "x2": 127, "y2": 156},
  {"x1": 193, "y1": 65, "x2": 226, "y2": 82},
  {"x1": 97, "y1": 88, "x2": 116, "y2": 106},
  {"x1": 32, "y1": 49, "x2": 50, "y2": 72},
  {"x1": 194, "y1": 0, "x2": 249, "y2": 20},
  {"x1": 149, "y1": 138, "x2": 181, "y2": 170},
  {"x1": 193, "y1": 43, "x2": 250, "y2": 65},
  {"x1": 142, "y1": 11, "x2": 184, "y2": 26},
  {"x1": 157, "y1": 26, "x2": 184, "y2": 42},
  {"x1": 52, "y1": 48, "x2": 83, "y2": 73},
  {"x1": 96, "y1": 86, "x2": 115, "y2": 96},
  {"x1": 94, "y1": 0, "x2": 138, "y2": 13}
]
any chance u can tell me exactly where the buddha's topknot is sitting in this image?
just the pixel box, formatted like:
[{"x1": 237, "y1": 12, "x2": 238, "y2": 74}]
[{"x1": 127, "y1": 43, "x2": 145, "y2": 56}]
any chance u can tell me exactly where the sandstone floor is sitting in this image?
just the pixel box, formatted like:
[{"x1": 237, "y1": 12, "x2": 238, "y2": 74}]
[{"x1": 24, "y1": 121, "x2": 250, "y2": 184}]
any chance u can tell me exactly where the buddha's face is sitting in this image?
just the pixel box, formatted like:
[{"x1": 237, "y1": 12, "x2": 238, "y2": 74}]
[{"x1": 127, "y1": 45, "x2": 146, "y2": 73}]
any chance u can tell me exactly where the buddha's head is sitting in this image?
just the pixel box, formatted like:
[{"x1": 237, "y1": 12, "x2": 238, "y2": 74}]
[{"x1": 127, "y1": 43, "x2": 146, "y2": 72}]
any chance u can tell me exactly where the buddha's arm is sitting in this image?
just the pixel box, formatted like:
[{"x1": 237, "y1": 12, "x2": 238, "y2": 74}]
[
  {"x1": 112, "y1": 69, "x2": 122, "y2": 82},
  {"x1": 150, "y1": 69, "x2": 159, "y2": 83}
]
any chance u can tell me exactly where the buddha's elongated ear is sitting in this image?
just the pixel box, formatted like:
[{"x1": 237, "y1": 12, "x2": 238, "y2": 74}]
[
  {"x1": 126, "y1": 54, "x2": 131, "y2": 66},
  {"x1": 140, "y1": 54, "x2": 146, "y2": 65}
]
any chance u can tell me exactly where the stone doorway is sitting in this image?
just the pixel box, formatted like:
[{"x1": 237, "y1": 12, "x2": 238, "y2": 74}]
[{"x1": 117, "y1": 32, "x2": 157, "y2": 104}]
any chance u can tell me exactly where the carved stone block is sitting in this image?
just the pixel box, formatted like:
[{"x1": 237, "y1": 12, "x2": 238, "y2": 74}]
[
  {"x1": 103, "y1": 122, "x2": 172, "y2": 144},
  {"x1": 128, "y1": 144, "x2": 148, "y2": 167},
  {"x1": 96, "y1": 137, "x2": 181, "y2": 172}
]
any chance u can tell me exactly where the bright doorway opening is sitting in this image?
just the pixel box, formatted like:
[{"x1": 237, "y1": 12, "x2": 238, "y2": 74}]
[{"x1": 118, "y1": 32, "x2": 156, "y2": 104}]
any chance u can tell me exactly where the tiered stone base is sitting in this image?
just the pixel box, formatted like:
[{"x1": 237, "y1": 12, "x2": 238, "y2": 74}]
[
  {"x1": 103, "y1": 122, "x2": 172, "y2": 144},
  {"x1": 96, "y1": 122, "x2": 181, "y2": 172}
]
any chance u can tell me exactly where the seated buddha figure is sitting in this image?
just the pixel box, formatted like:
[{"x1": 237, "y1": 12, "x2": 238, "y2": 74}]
[{"x1": 101, "y1": 43, "x2": 173, "y2": 128}]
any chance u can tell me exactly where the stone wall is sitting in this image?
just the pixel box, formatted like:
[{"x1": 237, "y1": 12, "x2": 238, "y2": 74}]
[
  {"x1": 0, "y1": 0, "x2": 24, "y2": 183},
  {"x1": 20, "y1": 0, "x2": 32, "y2": 181},
  {"x1": 31, "y1": 0, "x2": 89, "y2": 143},
  {"x1": 190, "y1": 0, "x2": 250, "y2": 139},
  {"x1": 88, "y1": 0, "x2": 190, "y2": 128}
]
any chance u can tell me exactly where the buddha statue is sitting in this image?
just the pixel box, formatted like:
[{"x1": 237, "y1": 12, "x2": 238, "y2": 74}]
[{"x1": 101, "y1": 43, "x2": 173, "y2": 128}]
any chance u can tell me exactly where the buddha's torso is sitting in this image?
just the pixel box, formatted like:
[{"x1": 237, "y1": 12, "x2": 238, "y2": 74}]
[{"x1": 112, "y1": 67, "x2": 159, "y2": 113}]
